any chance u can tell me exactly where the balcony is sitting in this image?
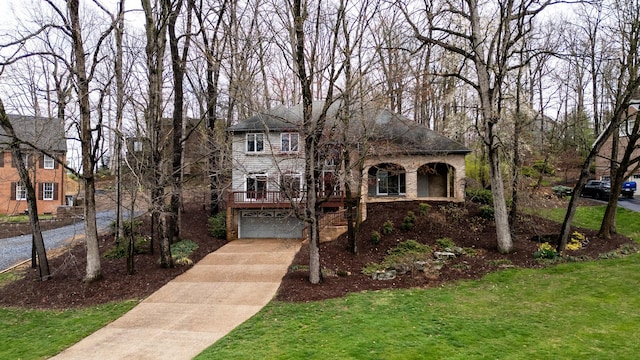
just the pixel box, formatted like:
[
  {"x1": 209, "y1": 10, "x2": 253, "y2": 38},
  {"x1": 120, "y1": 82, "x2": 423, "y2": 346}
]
[{"x1": 227, "y1": 191, "x2": 345, "y2": 208}]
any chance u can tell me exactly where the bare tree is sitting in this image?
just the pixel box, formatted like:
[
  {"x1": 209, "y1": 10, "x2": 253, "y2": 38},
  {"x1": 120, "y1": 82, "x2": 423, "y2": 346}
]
[
  {"x1": 0, "y1": 99, "x2": 50, "y2": 280},
  {"x1": 402, "y1": 0, "x2": 557, "y2": 253}
]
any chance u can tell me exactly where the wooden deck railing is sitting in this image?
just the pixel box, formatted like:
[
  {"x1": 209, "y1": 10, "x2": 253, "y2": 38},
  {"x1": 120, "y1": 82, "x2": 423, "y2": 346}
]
[{"x1": 227, "y1": 191, "x2": 345, "y2": 208}]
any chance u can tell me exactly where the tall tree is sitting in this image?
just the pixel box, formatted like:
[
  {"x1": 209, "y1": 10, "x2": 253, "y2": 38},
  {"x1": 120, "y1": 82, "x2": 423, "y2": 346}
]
[
  {"x1": 142, "y1": 0, "x2": 173, "y2": 268},
  {"x1": 290, "y1": 0, "x2": 343, "y2": 283},
  {"x1": 403, "y1": 0, "x2": 554, "y2": 253}
]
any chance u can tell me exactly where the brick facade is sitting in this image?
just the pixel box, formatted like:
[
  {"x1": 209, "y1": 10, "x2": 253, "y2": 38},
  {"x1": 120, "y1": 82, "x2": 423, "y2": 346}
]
[{"x1": 0, "y1": 151, "x2": 66, "y2": 215}]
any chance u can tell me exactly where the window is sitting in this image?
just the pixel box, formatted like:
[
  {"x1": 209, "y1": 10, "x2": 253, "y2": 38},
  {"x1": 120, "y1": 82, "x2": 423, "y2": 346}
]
[
  {"x1": 281, "y1": 133, "x2": 299, "y2": 153},
  {"x1": 43, "y1": 155, "x2": 55, "y2": 169},
  {"x1": 280, "y1": 173, "x2": 301, "y2": 199},
  {"x1": 42, "y1": 183, "x2": 54, "y2": 200},
  {"x1": 133, "y1": 140, "x2": 143, "y2": 152},
  {"x1": 246, "y1": 133, "x2": 264, "y2": 153},
  {"x1": 15, "y1": 183, "x2": 27, "y2": 201},
  {"x1": 377, "y1": 170, "x2": 406, "y2": 196},
  {"x1": 246, "y1": 174, "x2": 268, "y2": 199}
]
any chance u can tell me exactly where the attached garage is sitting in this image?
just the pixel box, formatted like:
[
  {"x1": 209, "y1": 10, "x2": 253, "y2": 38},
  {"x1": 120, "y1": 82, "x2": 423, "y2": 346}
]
[{"x1": 239, "y1": 210, "x2": 305, "y2": 239}]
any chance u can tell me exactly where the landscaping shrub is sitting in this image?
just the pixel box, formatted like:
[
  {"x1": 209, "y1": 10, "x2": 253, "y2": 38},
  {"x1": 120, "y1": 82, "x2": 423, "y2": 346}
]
[
  {"x1": 362, "y1": 240, "x2": 432, "y2": 275},
  {"x1": 382, "y1": 220, "x2": 393, "y2": 235},
  {"x1": 436, "y1": 237, "x2": 455, "y2": 249},
  {"x1": 208, "y1": 211, "x2": 226, "y2": 238},
  {"x1": 532, "y1": 159, "x2": 555, "y2": 176},
  {"x1": 104, "y1": 236, "x2": 148, "y2": 259},
  {"x1": 478, "y1": 205, "x2": 495, "y2": 220},
  {"x1": 466, "y1": 188, "x2": 493, "y2": 205},
  {"x1": 371, "y1": 231, "x2": 381, "y2": 244},
  {"x1": 171, "y1": 239, "x2": 199, "y2": 265},
  {"x1": 401, "y1": 211, "x2": 417, "y2": 231},
  {"x1": 418, "y1": 203, "x2": 431, "y2": 216}
]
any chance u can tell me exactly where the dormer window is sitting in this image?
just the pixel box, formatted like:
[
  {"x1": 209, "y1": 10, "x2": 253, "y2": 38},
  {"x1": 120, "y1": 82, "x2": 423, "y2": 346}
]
[
  {"x1": 247, "y1": 133, "x2": 264, "y2": 153},
  {"x1": 281, "y1": 133, "x2": 299, "y2": 153}
]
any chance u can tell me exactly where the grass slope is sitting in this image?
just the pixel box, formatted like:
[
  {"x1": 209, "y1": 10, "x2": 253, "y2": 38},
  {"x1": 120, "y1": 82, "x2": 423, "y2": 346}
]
[
  {"x1": 197, "y1": 253, "x2": 640, "y2": 359},
  {"x1": 0, "y1": 301, "x2": 137, "y2": 359}
]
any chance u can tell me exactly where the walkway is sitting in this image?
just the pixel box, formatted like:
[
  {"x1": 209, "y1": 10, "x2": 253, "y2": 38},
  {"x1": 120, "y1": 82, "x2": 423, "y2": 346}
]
[{"x1": 51, "y1": 239, "x2": 302, "y2": 360}]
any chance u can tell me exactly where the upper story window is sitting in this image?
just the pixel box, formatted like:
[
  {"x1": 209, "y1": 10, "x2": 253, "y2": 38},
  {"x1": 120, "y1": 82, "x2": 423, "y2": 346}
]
[
  {"x1": 43, "y1": 155, "x2": 55, "y2": 169},
  {"x1": 281, "y1": 133, "x2": 299, "y2": 153},
  {"x1": 246, "y1": 133, "x2": 265, "y2": 153}
]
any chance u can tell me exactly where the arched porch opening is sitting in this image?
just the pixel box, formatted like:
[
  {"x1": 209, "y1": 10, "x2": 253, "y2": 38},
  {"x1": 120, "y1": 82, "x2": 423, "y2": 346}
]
[
  {"x1": 367, "y1": 163, "x2": 406, "y2": 196},
  {"x1": 417, "y1": 163, "x2": 455, "y2": 198}
]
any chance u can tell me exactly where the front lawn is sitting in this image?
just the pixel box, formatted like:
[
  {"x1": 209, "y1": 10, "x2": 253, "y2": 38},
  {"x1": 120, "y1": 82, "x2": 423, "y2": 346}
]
[
  {"x1": 197, "y1": 253, "x2": 640, "y2": 359},
  {"x1": 0, "y1": 301, "x2": 137, "y2": 359}
]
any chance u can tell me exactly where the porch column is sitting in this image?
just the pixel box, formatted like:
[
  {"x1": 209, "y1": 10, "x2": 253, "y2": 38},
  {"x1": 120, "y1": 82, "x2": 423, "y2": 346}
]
[{"x1": 405, "y1": 160, "x2": 418, "y2": 200}]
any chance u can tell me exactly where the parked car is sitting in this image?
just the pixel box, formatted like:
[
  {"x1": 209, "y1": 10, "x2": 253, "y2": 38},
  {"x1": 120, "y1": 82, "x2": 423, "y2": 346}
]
[
  {"x1": 622, "y1": 181, "x2": 636, "y2": 198},
  {"x1": 581, "y1": 180, "x2": 611, "y2": 200}
]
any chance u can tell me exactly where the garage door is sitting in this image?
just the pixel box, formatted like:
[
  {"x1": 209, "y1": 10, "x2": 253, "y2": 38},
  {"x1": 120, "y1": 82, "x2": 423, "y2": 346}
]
[{"x1": 239, "y1": 210, "x2": 305, "y2": 239}]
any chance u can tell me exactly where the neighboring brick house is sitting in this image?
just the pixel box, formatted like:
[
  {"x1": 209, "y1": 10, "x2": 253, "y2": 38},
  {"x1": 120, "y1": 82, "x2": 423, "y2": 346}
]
[
  {"x1": 225, "y1": 102, "x2": 470, "y2": 240},
  {"x1": 594, "y1": 99, "x2": 640, "y2": 182},
  {"x1": 0, "y1": 115, "x2": 66, "y2": 215}
]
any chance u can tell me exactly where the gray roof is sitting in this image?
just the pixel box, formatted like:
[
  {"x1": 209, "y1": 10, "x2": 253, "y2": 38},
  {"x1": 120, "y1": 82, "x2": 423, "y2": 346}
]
[
  {"x1": 230, "y1": 102, "x2": 470, "y2": 155},
  {"x1": 0, "y1": 114, "x2": 67, "y2": 152}
]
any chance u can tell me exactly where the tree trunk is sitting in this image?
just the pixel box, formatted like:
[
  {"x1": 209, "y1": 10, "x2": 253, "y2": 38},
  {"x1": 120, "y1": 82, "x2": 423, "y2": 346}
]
[
  {"x1": 68, "y1": 0, "x2": 101, "y2": 282},
  {"x1": 0, "y1": 100, "x2": 50, "y2": 280}
]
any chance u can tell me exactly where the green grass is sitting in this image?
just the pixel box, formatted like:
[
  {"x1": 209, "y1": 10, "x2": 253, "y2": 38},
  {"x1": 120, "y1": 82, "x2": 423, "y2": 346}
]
[
  {"x1": 197, "y1": 254, "x2": 640, "y2": 359},
  {"x1": 538, "y1": 205, "x2": 640, "y2": 242},
  {"x1": 0, "y1": 301, "x2": 137, "y2": 359},
  {"x1": 0, "y1": 214, "x2": 54, "y2": 223}
]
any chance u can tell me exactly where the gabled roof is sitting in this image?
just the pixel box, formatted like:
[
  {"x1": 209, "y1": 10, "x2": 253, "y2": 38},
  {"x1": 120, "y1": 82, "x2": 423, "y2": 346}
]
[
  {"x1": 0, "y1": 114, "x2": 67, "y2": 152},
  {"x1": 230, "y1": 102, "x2": 470, "y2": 155}
]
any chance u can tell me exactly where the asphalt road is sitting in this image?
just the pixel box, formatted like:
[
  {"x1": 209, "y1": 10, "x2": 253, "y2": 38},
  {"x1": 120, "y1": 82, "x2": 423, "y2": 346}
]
[{"x1": 0, "y1": 210, "x2": 125, "y2": 272}]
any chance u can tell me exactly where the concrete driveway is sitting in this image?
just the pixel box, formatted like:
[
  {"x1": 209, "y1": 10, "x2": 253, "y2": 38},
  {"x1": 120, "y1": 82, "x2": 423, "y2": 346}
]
[{"x1": 51, "y1": 239, "x2": 302, "y2": 360}]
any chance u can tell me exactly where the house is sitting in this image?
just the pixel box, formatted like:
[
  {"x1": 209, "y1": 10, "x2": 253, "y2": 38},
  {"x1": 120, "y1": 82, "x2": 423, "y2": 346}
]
[
  {"x1": 0, "y1": 114, "x2": 67, "y2": 215},
  {"x1": 225, "y1": 102, "x2": 470, "y2": 240},
  {"x1": 594, "y1": 98, "x2": 640, "y2": 183},
  {"x1": 125, "y1": 117, "x2": 208, "y2": 183}
]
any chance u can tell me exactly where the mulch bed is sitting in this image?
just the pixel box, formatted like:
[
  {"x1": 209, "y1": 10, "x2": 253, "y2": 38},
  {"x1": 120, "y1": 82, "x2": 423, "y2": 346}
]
[{"x1": 0, "y1": 200, "x2": 635, "y2": 309}]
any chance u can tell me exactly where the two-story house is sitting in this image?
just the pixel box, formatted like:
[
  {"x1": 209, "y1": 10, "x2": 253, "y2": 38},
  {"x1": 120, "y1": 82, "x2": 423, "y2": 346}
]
[
  {"x1": 594, "y1": 98, "x2": 640, "y2": 183},
  {"x1": 226, "y1": 102, "x2": 470, "y2": 240},
  {"x1": 0, "y1": 114, "x2": 67, "y2": 215}
]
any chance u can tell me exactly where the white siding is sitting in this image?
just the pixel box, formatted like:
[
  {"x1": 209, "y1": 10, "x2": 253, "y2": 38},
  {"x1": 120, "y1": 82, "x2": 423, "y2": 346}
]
[{"x1": 231, "y1": 132, "x2": 306, "y2": 192}]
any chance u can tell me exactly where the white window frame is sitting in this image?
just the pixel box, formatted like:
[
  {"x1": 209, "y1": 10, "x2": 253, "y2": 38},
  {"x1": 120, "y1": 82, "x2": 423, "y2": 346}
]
[
  {"x1": 281, "y1": 133, "x2": 299, "y2": 153},
  {"x1": 16, "y1": 183, "x2": 27, "y2": 201},
  {"x1": 246, "y1": 133, "x2": 265, "y2": 153},
  {"x1": 43, "y1": 182, "x2": 54, "y2": 200},
  {"x1": 377, "y1": 170, "x2": 406, "y2": 196},
  {"x1": 246, "y1": 173, "x2": 268, "y2": 200},
  {"x1": 43, "y1": 155, "x2": 55, "y2": 169}
]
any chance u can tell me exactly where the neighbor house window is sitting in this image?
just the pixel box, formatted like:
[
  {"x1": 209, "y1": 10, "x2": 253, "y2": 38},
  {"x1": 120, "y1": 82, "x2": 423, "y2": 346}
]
[
  {"x1": 246, "y1": 133, "x2": 264, "y2": 153},
  {"x1": 281, "y1": 133, "x2": 299, "y2": 153},
  {"x1": 15, "y1": 183, "x2": 27, "y2": 200},
  {"x1": 43, "y1": 155, "x2": 55, "y2": 169},
  {"x1": 42, "y1": 183, "x2": 54, "y2": 200},
  {"x1": 280, "y1": 173, "x2": 301, "y2": 199},
  {"x1": 246, "y1": 174, "x2": 268, "y2": 199},
  {"x1": 133, "y1": 140, "x2": 143, "y2": 152}
]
